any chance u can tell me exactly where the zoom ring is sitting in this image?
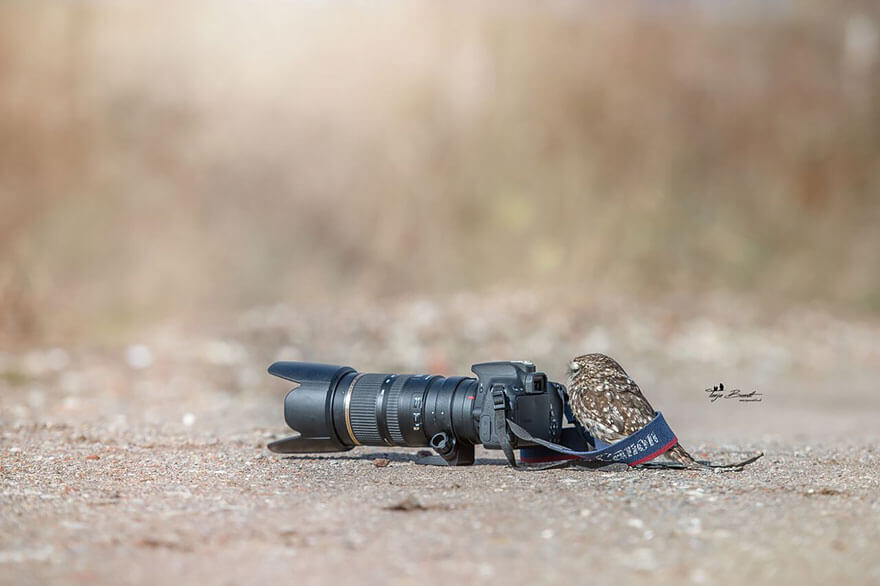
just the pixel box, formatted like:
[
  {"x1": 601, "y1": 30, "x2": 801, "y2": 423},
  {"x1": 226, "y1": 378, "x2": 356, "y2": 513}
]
[{"x1": 349, "y1": 374, "x2": 384, "y2": 444}]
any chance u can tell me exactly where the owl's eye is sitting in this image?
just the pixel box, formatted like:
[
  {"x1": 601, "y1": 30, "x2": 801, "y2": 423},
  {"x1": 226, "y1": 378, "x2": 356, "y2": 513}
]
[{"x1": 568, "y1": 361, "x2": 580, "y2": 372}]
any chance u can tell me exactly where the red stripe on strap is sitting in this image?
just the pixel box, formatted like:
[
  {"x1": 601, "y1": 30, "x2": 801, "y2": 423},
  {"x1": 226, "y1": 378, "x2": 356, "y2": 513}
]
[{"x1": 629, "y1": 437, "x2": 678, "y2": 466}]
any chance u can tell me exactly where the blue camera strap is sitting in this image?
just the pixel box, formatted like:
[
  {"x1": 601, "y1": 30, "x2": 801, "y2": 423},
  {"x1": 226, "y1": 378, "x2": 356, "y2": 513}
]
[
  {"x1": 490, "y1": 385, "x2": 761, "y2": 470},
  {"x1": 510, "y1": 412, "x2": 678, "y2": 467}
]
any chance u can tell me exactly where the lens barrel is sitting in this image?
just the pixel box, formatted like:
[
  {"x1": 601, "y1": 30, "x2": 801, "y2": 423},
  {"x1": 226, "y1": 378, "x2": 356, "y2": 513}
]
[{"x1": 268, "y1": 362, "x2": 480, "y2": 454}]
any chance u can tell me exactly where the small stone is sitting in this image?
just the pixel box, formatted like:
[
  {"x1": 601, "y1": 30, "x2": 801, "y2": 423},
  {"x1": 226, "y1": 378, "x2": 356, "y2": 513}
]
[
  {"x1": 685, "y1": 518, "x2": 702, "y2": 535},
  {"x1": 373, "y1": 458, "x2": 390, "y2": 468},
  {"x1": 540, "y1": 529, "x2": 554, "y2": 539},
  {"x1": 344, "y1": 530, "x2": 364, "y2": 550},
  {"x1": 182, "y1": 413, "x2": 196, "y2": 427},
  {"x1": 60, "y1": 372, "x2": 84, "y2": 394},
  {"x1": 85, "y1": 454, "x2": 100, "y2": 460},
  {"x1": 203, "y1": 340, "x2": 246, "y2": 366},
  {"x1": 385, "y1": 495, "x2": 426, "y2": 511},
  {"x1": 690, "y1": 568, "x2": 709, "y2": 583},
  {"x1": 627, "y1": 518, "x2": 645, "y2": 529},
  {"x1": 628, "y1": 548, "x2": 658, "y2": 571},
  {"x1": 579, "y1": 508, "x2": 591, "y2": 518},
  {"x1": 125, "y1": 345, "x2": 154, "y2": 369}
]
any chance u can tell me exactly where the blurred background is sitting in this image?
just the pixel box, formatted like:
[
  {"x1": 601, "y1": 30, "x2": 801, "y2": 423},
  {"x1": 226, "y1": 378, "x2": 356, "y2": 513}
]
[
  {"x1": 1, "y1": 1, "x2": 879, "y2": 430},
  {"x1": 2, "y1": 0, "x2": 879, "y2": 341}
]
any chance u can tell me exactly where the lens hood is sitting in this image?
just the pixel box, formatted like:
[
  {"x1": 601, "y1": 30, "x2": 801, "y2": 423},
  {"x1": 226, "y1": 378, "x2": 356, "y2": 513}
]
[{"x1": 267, "y1": 362, "x2": 356, "y2": 454}]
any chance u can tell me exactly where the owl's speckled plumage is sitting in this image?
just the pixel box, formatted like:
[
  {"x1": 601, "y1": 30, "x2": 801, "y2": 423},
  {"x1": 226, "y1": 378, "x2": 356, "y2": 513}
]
[{"x1": 567, "y1": 353, "x2": 703, "y2": 468}]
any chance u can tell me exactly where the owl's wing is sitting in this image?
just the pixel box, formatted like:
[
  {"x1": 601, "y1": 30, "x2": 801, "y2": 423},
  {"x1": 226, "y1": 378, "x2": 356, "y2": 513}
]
[
  {"x1": 611, "y1": 377, "x2": 658, "y2": 435},
  {"x1": 570, "y1": 367, "x2": 657, "y2": 440}
]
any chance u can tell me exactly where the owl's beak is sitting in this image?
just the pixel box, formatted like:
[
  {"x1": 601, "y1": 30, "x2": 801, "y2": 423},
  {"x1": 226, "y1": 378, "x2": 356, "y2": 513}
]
[{"x1": 567, "y1": 361, "x2": 580, "y2": 376}]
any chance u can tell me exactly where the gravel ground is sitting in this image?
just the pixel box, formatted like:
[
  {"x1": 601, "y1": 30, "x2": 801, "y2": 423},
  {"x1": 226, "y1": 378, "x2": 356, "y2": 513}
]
[{"x1": 2, "y1": 294, "x2": 879, "y2": 585}]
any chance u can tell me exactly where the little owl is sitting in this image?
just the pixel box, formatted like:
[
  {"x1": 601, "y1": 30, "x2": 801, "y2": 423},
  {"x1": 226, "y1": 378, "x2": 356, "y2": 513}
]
[{"x1": 567, "y1": 353, "x2": 704, "y2": 468}]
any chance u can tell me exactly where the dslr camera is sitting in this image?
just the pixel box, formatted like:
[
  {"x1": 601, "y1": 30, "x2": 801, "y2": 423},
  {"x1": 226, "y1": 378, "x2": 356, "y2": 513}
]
[{"x1": 267, "y1": 361, "x2": 570, "y2": 465}]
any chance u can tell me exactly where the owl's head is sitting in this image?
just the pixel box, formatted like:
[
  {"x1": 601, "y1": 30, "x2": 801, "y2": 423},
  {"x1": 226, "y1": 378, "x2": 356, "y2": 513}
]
[{"x1": 567, "y1": 353, "x2": 626, "y2": 381}]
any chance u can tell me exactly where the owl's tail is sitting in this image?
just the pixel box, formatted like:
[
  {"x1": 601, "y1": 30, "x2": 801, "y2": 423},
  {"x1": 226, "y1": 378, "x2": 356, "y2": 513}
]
[
  {"x1": 665, "y1": 443, "x2": 709, "y2": 469},
  {"x1": 664, "y1": 442, "x2": 763, "y2": 470}
]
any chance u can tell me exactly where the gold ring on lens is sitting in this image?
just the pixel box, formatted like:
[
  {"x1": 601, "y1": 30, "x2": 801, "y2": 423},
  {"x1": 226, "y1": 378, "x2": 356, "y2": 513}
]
[{"x1": 344, "y1": 373, "x2": 365, "y2": 445}]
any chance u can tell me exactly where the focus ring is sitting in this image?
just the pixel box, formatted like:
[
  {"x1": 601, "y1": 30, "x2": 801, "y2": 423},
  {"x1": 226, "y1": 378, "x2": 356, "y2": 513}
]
[
  {"x1": 385, "y1": 375, "x2": 410, "y2": 445},
  {"x1": 349, "y1": 374, "x2": 384, "y2": 444}
]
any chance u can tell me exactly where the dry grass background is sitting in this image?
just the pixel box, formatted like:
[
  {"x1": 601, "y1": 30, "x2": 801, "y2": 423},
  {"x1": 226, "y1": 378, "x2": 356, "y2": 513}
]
[{"x1": 1, "y1": 1, "x2": 879, "y2": 344}]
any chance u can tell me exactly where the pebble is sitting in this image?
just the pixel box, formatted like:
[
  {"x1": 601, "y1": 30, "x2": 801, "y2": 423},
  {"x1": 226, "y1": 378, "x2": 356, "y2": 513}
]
[
  {"x1": 690, "y1": 568, "x2": 709, "y2": 583},
  {"x1": 386, "y1": 495, "x2": 426, "y2": 511},
  {"x1": 627, "y1": 518, "x2": 645, "y2": 529},
  {"x1": 125, "y1": 345, "x2": 154, "y2": 369},
  {"x1": 344, "y1": 530, "x2": 364, "y2": 550},
  {"x1": 373, "y1": 458, "x2": 390, "y2": 467},
  {"x1": 202, "y1": 341, "x2": 246, "y2": 366},
  {"x1": 628, "y1": 548, "x2": 658, "y2": 571},
  {"x1": 477, "y1": 564, "x2": 494, "y2": 577},
  {"x1": 685, "y1": 518, "x2": 703, "y2": 536}
]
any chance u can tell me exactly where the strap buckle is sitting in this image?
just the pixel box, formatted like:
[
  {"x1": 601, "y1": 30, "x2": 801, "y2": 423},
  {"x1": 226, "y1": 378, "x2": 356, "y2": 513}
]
[{"x1": 491, "y1": 385, "x2": 507, "y2": 411}]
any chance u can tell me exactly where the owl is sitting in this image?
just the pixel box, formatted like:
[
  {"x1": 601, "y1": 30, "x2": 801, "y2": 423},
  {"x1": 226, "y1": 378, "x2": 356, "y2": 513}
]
[{"x1": 567, "y1": 353, "x2": 703, "y2": 469}]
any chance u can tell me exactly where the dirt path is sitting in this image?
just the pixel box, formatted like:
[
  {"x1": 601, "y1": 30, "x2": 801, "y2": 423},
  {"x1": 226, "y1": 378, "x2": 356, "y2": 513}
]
[{"x1": 3, "y1": 297, "x2": 879, "y2": 585}]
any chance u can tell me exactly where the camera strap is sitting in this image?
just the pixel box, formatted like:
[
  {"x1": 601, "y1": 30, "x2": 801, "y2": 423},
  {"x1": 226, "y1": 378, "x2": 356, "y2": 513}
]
[
  {"x1": 492, "y1": 389, "x2": 763, "y2": 470},
  {"x1": 509, "y1": 413, "x2": 679, "y2": 469},
  {"x1": 491, "y1": 387, "x2": 680, "y2": 469}
]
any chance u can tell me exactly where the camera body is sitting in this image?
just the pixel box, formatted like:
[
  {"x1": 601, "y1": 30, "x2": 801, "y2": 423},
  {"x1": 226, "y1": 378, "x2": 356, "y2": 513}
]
[
  {"x1": 471, "y1": 361, "x2": 564, "y2": 450},
  {"x1": 267, "y1": 360, "x2": 567, "y2": 466}
]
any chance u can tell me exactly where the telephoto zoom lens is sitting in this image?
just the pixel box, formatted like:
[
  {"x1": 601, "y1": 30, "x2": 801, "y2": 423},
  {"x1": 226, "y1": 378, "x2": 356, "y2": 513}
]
[{"x1": 266, "y1": 362, "x2": 480, "y2": 456}]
